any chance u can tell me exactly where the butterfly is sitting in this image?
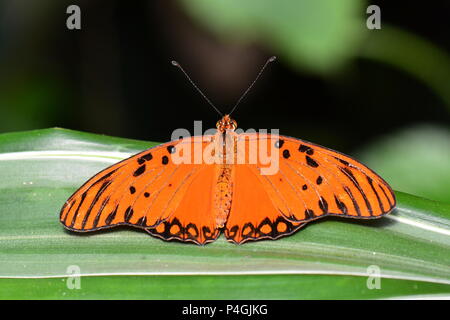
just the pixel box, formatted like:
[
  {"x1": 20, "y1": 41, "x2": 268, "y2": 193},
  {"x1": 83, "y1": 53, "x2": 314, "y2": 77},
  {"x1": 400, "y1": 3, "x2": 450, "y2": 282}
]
[{"x1": 60, "y1": 57, "x2": 396, "y2": 245}]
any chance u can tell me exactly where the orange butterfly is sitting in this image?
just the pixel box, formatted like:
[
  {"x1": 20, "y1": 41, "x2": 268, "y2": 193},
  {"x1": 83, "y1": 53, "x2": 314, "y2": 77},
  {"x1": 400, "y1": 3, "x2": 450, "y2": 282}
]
[{"x1": 60, "y1": 57, "x2": 396, "y2": 245}]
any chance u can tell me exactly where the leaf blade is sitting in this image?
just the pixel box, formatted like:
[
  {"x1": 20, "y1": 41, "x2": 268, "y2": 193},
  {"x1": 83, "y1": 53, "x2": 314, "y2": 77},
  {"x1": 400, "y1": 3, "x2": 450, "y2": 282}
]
[{"x1": 0, "y1": 128, "x2": 449, "y2": 298}]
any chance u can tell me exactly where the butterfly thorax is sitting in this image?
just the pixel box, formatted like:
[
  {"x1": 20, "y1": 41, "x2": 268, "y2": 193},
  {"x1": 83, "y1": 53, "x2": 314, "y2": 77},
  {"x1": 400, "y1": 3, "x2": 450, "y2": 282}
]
[{"x1": 216, "y1": 114, "x2": 237, "y2": 133}]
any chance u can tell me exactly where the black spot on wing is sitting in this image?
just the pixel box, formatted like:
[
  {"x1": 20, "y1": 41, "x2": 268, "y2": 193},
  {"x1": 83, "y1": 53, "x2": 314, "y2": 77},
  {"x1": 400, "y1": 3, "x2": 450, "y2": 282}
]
[
  {"x1": 334, "y1": 195, "x2": 348, "y2": 214},
  {"x1": 306, "y1": 156, "x2": 319, "y2": 168},
  {"x1": 316, "y1": 176, "x2": 323, "y2": 185},
  {"x1": 367, "y1": 176, "x2": 384, "y2": 213},
  {"x1": 334, "y1": 157, "x2": 349, "y2": 166},
  {"x1": 225, "y1": 217, "x2": 302, "y2": 243},
  {"x1": 154, "y1": 218, "x2": 183, "y2": 239},
  {"x1": 257, "y1": 217, "x2": 273, "y2": 236},
  {"x1": 185, "y1": 223, "x2": 199, "y2": 240},
  {"x1": 379, "y1": 184, "x2": 393, "y2": 208},
  {"x1": 226, "y1": 225, "x2": 239, "y2": 240},
  {"x1": 81, "y1": 179, "x2": 111, "y2": 229},
  {"x1": 202, "y1": 226, "x2": 216, "y2": 241},
  {"x1": 94, "y1": 169, "x2": 118, "y2": 184},
  {"x1": 69, "y1": 191, "x2": 87, "y2": 228},
  {"x1": 343, "y1": 186, "x2": 361, "y2": 216},
  {"x1": 299, "y1": 144, "x2": 314, "y2": 155},
  {"x1": 137, "y1": 153, "x2": 153, "y2": 165},
  {"x1": 105, "y1": 205, "x2": 118, "y2": 225},
  {"x1": 133, "y1": 165, "x2": 146, "y2": 177},
  {"x1": 305, "y1": 209, "x2": 315, "y2": 219},
  {"x1": 282, "y1": 149, "x2": 291, "y2": 159},
  {"x1": 241, "y1": 223, "x2": 256, "y2": 239},
  {"x1": 169, "y1": 218, "x2": 184, "y2": 237},
  {"x1": 136, "y1": 216, "x2": 147, "y2": 226},
  {"x1": 92, "y1": 197, "x2": 110, "y2": 228},
  {"x1": 319, "y1": 197, "x2": 328, "y2": 214},
  {"x1": 124, "y1": 206, "x2": 134, "y2": 223},
  {"x1": 167, "y1": 145, "x2": 176, "y2": 154},
  {"x1": 275, "y1": 139, "x2": 285, "y2": 149},
  {"x1": 339, "y1": 166, "x2": 372, "y2": 216},
  {"x1": 62, "y1": 199, "x2": 76, "y2": 224}
]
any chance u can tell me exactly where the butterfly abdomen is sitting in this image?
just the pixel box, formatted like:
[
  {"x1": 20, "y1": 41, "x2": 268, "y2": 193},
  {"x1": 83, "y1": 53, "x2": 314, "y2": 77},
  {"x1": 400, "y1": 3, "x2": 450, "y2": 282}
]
[{"x1": 214, "y1": 165, "x2": 234, "y2": 228}]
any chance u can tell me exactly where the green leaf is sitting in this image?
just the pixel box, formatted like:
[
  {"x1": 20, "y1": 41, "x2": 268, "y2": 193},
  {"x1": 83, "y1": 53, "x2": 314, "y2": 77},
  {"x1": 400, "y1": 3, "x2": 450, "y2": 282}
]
[{"x1": 0, "y1": 128, "x2": 449, "y2": 299}]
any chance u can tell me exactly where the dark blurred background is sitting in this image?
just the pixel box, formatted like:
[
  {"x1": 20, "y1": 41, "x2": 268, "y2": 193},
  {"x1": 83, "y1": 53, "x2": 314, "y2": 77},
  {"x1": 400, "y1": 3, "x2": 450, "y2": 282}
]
[{"x1": 0, "y1": 0, "x2": 449, "y2": 202}]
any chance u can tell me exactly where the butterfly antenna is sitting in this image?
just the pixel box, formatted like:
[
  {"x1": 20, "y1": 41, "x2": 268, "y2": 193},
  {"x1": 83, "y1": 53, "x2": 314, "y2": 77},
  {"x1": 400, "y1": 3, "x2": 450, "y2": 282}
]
[
  {"x1": 228, "y1": 56, "x2": 276, "y2": 116},
  {"x1": 171, "y1": 60, "x2": 223, "y2": 117}
]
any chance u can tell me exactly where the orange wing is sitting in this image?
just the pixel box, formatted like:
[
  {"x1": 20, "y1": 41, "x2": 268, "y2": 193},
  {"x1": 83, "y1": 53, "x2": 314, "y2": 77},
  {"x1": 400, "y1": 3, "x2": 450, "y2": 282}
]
[
  {"x1": 225, "y1": 164, "x2": 305, "y2": 244},
  {"x1": 146, "y1": 166, "x2": 220, "y2": 244},
  {"x1": 225, "y1": 133, "x2": 395, "y2": 243},
  {"x1": 60, "y1": 136, "x2": 218, "y2": 244}
]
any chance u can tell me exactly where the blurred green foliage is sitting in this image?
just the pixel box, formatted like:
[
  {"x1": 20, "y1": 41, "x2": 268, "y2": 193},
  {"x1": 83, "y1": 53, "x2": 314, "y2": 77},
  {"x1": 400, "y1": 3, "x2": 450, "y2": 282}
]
[
  {"x1": 361, "y1": 26, "x2": 450, "y2": 111},
  {"x1": 0, "y1": 75, "x2": 65, "y2": 132},
  {"x1": 179, "y1": 0, "x2": 365, "y2": 73},
  {"x1": 358, "y1": 125, "x2": 450, "y2": 203},
  {"x1": 180, "y1": 0, "x2": 450, "y2": 108}
]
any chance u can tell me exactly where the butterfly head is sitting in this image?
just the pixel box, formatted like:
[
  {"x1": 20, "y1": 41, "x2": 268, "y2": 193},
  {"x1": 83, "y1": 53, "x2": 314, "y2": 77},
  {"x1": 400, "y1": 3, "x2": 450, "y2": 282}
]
[{"x1": 216, "y1": 115, "x2": 237, "y2": 133}]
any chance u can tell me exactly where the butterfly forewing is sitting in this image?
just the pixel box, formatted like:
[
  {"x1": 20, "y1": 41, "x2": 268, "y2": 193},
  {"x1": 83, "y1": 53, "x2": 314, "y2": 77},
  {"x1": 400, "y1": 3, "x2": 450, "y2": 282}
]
[{"x1": 59, "y1": 136, "x2": 213, "y2": 232}]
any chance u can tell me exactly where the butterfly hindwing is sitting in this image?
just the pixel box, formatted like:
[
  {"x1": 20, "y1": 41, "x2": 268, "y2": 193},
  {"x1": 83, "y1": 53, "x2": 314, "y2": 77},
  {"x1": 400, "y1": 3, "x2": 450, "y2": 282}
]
[
  {"x1": 225, "y1": 164, "x2": 305, "y2": 244},
  {"x1": 146, "y1": 165, "x2": 220, "y2": 245}
]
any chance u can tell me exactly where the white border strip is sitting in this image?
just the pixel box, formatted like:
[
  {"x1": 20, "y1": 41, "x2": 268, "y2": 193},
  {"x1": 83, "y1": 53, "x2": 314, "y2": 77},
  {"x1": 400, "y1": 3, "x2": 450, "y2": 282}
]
[
  {"x1": 385, "y1": 293, "x2": 450, "y2": 300},
  {"x1": 387, "y1": 214, "x2": 450, "y2": 236},
  {"x1": 2, "y1": 270, "x2": 449, "y2": 285},
  {"x1": 0, "y1": 151, "x2": 131, "y2": 163}
]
